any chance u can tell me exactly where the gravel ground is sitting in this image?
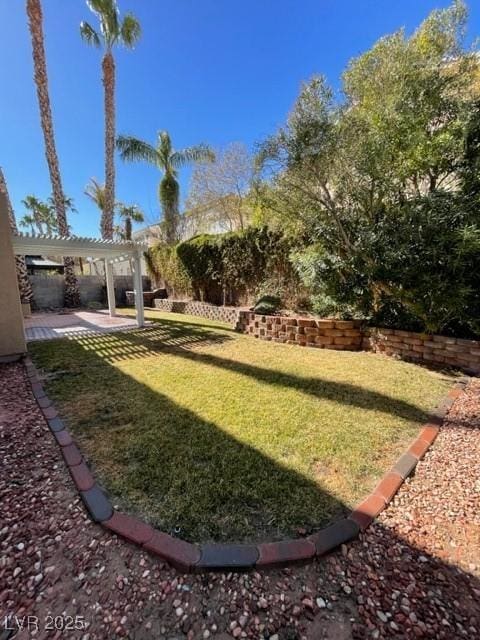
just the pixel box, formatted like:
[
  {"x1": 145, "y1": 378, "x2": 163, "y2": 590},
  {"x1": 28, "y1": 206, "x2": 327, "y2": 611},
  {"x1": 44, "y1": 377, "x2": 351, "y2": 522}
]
[{"x1": 0, "y1": 361, "x2": 479, "y2": 640}]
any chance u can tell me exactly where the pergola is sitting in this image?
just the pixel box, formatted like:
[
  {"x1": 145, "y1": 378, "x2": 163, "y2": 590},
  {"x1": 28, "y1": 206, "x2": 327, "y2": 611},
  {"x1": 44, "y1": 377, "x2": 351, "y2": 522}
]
[{"x1": 11, "y1": 232, "x2": 147, "y2": 327}]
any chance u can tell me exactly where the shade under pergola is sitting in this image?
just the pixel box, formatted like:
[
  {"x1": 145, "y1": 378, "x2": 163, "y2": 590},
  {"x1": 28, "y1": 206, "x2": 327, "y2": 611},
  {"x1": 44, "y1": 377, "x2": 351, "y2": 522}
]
[{"x1": 11, "y1": 231, "x2": 147, "y2": 327}]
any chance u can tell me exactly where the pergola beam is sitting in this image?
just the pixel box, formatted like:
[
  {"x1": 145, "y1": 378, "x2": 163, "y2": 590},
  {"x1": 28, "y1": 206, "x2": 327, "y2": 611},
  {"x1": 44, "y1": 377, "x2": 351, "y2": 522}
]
[
  {"x1": 11, "y1": 232, "x2": 143, "y2": 260},
  {"x1": 11, "y1": 232, "x2": 147, "y2": 328}
]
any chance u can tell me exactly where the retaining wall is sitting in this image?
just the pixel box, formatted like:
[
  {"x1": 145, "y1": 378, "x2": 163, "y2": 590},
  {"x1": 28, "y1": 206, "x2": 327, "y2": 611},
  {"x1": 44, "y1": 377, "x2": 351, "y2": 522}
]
[
  {"x1": 31, "y1": 275, "x2": 150, "y2": 309},
  {"x1": 236, "y1": 312, "x2": 363, "y2": 350},
  {"x1": 153, "y1": 299, "x2": 240, "y2": 325},
  {"x1": 364, "y1": 327, "x2": 480, "y2": 373}
]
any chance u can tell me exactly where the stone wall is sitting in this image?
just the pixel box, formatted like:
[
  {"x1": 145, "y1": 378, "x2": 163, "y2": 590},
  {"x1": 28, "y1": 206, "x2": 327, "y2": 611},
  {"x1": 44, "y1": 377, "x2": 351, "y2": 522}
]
[
  {"x1": 236, "y1": 312, "x2": 363, "y2": 350},
  {"x1": 153, "y1": 299, "x2": 240, "y2": 325},
  {"x1": 364, "y1": 327, "x2": 480, "y2": 373},
  {"x1": 31, "y1": 275, "x2": 150, "y2": 309},
  {"x1": 149, "y1": 298, "x2": 480, "y2": 372}
]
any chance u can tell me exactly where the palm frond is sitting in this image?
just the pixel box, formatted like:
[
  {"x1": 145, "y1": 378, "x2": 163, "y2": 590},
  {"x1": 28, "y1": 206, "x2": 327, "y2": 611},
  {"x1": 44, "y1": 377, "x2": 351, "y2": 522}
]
[
  {"x1": 171, "y1": 144, "x2": 215, "y2": 169},
  {"x1": 80, "y1": 21, "x2": 101, "y2": 47},
  {"x1": 85, "y1": 178, "x2": 106, "y2": 211},
  {"x1": 116, "y1": 135, "x2": 160, "y2": 166},
  {"x1": 86, "y1": 0, "x2": 119, "y2": 47},
  {"x1": 117, "y1": 203, "x2": 144, "y2": 223},
  {"x1": 121, "y1": 14, "x2": 141, "y2": 48}
]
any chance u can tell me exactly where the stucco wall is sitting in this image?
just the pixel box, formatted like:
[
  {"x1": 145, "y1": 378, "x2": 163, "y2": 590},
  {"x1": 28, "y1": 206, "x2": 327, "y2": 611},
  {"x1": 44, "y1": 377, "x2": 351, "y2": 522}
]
[
  {"x1": 0, "y1": 193, "x2": 26, "y2": 358},
  {"x1": 30, "y1": 275, "x2": 151, "y2": 309}
]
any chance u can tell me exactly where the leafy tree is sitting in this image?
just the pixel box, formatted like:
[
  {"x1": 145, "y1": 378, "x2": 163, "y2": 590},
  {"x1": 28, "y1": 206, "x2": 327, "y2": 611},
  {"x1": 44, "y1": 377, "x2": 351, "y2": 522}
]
[
  {"x1": 117, "y1": 130, "x2": 214, "y2": 244},
  {"x1": 26, "y1": 0, "x2": 79, "y2": 306},
  {"x1": 186, "y1": 143, "x2": 255, "y2": 234},
  {"x1": 80, "y1": 0, "x2": 141, "y2": 240},
  {"x1": 257, "y1": 1, "x2": 480, "y2": 335}
]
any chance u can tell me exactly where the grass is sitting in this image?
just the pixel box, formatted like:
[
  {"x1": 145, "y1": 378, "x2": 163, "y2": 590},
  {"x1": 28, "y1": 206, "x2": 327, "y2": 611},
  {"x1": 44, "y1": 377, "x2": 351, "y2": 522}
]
[{"x1": 29, "y1": 308, "x2": 456, "y2": 543}]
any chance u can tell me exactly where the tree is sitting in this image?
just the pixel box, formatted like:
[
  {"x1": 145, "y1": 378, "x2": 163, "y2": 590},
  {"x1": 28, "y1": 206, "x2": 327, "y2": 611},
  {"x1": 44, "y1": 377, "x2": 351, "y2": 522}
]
[
  {"x1": 115, "y1": 203, "x2": 144, "y2": 240},
  {"x1": 26, "y1": 0, "x2": 80, "y2": 307},
  {"x1": 186, "y1": 143, "x2": 254, "y2": 234},
  {"x1": 257, "y1": 0, "x2": 480, "y2": 335},
  {"x1": 84, "y1": 177, "x2": 107, "y2": 216},
  {"x1": 80, "y1": 0, "x2": 141, "y2": 240},
  {"x1": 117, "y1": 130, "x2": 214, "y2": 244},
  {"x1": 0, "y1": 167, "x2": 33, "y2": 305},
  {"x1": 20, "y1": 195, "x2": 57, "y2": 234}
]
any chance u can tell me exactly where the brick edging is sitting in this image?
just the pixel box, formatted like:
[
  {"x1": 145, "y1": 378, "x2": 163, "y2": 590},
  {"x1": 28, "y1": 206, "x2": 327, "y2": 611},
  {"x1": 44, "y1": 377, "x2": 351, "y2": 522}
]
[{"x1": 23, "y1": 355, "x2": 468, "y2": 572}]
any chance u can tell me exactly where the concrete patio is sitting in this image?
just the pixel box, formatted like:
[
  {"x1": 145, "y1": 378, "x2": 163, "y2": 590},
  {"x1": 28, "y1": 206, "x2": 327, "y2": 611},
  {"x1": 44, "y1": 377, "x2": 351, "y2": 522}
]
[{"x1": 24, "y1": 309, "x2": 146, "y2": 341}]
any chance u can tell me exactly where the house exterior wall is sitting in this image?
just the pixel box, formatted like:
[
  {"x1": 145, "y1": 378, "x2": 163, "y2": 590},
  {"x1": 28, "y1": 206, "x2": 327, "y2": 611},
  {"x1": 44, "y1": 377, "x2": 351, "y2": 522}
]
[{"x1": 0, "y1": 193, "x2": 27, "y2": 358}]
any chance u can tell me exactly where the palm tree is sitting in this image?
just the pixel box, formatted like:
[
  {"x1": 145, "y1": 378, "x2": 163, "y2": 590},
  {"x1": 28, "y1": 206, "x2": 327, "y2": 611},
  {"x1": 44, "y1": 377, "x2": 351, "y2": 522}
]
[
  {"x1": 26, "y1": 0, "x2": 80, "y2": 307},
  {"x1": 80, "y1": 1, "x2": 141, "y2": 240},
  {"x1": 115, "y1": 203, "x2": 144, "y2": 240},
  {"x1": 84, "y1": 177, "x2": 107, "y2": 216},
  {"x1": 20, "y1": 195, "x2": 57, "y2": 234},
  {"x1": 117, "y1": 131, "x2": 214, "y2": 244},
  {"x1": 0, "y1": 167, "x2": 33, "y2": 305}
]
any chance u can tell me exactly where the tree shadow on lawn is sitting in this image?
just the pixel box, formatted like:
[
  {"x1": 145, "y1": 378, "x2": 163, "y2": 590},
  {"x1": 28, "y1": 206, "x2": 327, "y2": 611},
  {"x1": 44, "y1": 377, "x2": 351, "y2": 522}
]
[
  {"x1": 86, "y1": 318, "x2": 441, "y2": 426},
  {"x1": 32, "y1": 335, "x2": 349, "y2": 543},
  {"x1": 31, "y1": 318, "x2": 453, "y2": 546},
  {"x1": 2, "y1": 357, "x2": 479, "y2": 640}
]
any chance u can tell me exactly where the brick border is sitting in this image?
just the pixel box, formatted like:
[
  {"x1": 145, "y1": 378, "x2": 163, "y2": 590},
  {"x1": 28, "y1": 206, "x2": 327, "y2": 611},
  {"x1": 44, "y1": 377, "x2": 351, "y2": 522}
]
[{"x1": 23, "y1": 355, "x2": 468, "y2": 573}]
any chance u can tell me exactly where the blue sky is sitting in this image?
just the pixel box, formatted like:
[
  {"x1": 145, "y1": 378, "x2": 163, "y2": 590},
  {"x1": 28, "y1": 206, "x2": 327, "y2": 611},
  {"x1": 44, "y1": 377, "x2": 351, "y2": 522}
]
[{"x1": 1, "y1": 0, "x2": 479, "y2": 237}]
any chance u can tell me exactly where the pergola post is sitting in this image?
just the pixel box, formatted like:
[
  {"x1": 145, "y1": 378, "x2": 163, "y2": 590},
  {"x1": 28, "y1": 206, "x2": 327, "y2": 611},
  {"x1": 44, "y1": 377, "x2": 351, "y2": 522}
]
[
  {"x1": 132, "y1": 250, "x2": 144, "y2": 328},
  {"x1": 104, "y1": 258, "x2": 116, "y2": 318}
]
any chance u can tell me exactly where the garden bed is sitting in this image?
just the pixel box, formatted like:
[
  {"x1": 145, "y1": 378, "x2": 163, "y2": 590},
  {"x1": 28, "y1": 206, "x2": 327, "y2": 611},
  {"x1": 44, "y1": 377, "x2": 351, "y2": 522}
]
[{"x1": 28, "y1": 309, "x2": 456, "y2": 543}]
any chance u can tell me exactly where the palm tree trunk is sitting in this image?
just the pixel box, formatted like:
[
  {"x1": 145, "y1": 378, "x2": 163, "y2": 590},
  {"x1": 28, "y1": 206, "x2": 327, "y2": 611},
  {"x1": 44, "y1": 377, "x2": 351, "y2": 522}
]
[
  {"x1": 125, "y1": 216, "x2": 132, "y2": 240},
  {"x1": 102, "y1": 51, "x2": 115, "y2": 240},
  {"x1": 26, "y1": 0, "x2": 80, "y2": 308},
  {"x1": 0, "y1": 167, "x2": 33, "y2": 304},
  {"x1": 160, "y1": 174, "x2": 180, "y2": 245}
]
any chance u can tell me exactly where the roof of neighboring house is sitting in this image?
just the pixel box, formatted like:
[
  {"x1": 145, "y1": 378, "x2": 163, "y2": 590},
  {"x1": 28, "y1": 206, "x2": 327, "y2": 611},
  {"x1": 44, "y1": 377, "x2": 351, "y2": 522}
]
[{"x1": 132, "y1": 223, "x2": 162, "y2": 239}]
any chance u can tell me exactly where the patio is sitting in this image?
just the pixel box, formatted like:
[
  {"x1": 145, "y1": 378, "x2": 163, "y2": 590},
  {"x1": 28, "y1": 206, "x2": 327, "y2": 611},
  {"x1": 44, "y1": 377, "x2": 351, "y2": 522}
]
[{"x1": 24, "y1": 309, "x2": 147, "y2": 341}]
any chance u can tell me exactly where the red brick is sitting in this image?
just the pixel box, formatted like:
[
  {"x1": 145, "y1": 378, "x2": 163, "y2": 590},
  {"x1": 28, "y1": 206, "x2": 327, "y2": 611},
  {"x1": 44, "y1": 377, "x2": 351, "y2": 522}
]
[
  {"x1": 419, "y1": 424, "x2": 440, "y2": 445},
  {"x1": 315, "y1": 320, "x2": 335, "y2": 329},
  {"x1": 42, "y1": 406, "x2": 58, "y2": 420},
  {"x1": 69, "y1": 462, "x2": 95, "y2": 491},
  {"x1": 144, "y1": 531, "x2": 201, "y2": 571},
  {"x1": 103, "y1": 512, "x2": 154, "y2": 545},
  {"x1": 37, "y1": 396, "x2": 52, "y2": 409},
  {"x1": 54, "y1": 429, "x2": 72, "y2": 447},
  {"x1": 62, "y1": 443, "x2": 82, "y2": 467},
  {"x1": 373, "y1": 471, "x2": 403, "y2": 503},
  {"x1": 309, "y1": 519, "x2": 359, "y2": 556},
  {"x1": 408, "y1": 436, "x2": 431, "y2": 460},
  {"x1": 298, "y1": 318, "x2": 315, "y2": 327},
  {"x1": 256, "y1": 539, "x2": 315, "y2": 567},
  {"x1": 334, "y1": 321, "x2": 355, "y2": 329},
  {"x1": 349, "y1": 494, "x2": 386, "y2": 530}
]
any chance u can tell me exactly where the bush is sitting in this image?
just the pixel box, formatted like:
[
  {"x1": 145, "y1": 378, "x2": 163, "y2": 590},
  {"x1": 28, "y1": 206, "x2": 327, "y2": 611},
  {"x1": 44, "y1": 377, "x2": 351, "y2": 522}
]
[
  {"x1": 145, "y1": 243, "x2": 192, "y2": 297},
  {"x1": 176, "y1": 226, "x2": 301, "y2": 305},
  {"x1": 253, "y1": 294, "x2": 282, "y2": 315}
]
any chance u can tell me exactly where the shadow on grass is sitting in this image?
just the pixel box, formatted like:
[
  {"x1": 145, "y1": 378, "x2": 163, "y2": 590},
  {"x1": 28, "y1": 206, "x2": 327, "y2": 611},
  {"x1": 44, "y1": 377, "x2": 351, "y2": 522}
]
[
  {"x1": 73, "y1": 317, "x2": 435, "y2": 426},
  {"x1": 29, "y1": 314, "x2": 452, "y2": 546},
  {"x1": 1, "y1": 356, "x2": 479, "y2": 640},
  {"x1": 30, "y1": 334, "x2": 349, "y2": 543}
]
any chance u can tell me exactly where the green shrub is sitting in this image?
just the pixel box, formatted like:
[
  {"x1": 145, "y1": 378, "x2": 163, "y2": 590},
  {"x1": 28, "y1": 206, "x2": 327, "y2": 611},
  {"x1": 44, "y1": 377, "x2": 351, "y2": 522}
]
[{"x1": 253, "y1": 294, "x2": 282, "y2": 315}]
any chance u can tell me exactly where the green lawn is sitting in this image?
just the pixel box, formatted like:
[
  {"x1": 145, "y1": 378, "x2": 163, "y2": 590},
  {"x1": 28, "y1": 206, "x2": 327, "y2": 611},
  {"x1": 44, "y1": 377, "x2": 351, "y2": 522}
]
[{"x1": 29, "y1": 309, "x2": 455, "y2": 543}]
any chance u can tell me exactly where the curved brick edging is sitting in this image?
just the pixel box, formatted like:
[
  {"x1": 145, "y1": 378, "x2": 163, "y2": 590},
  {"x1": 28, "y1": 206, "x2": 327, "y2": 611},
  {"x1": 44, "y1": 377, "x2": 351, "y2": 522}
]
[{"x1": 23, "y1": 354, "x2": 468, "y2": 572}]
